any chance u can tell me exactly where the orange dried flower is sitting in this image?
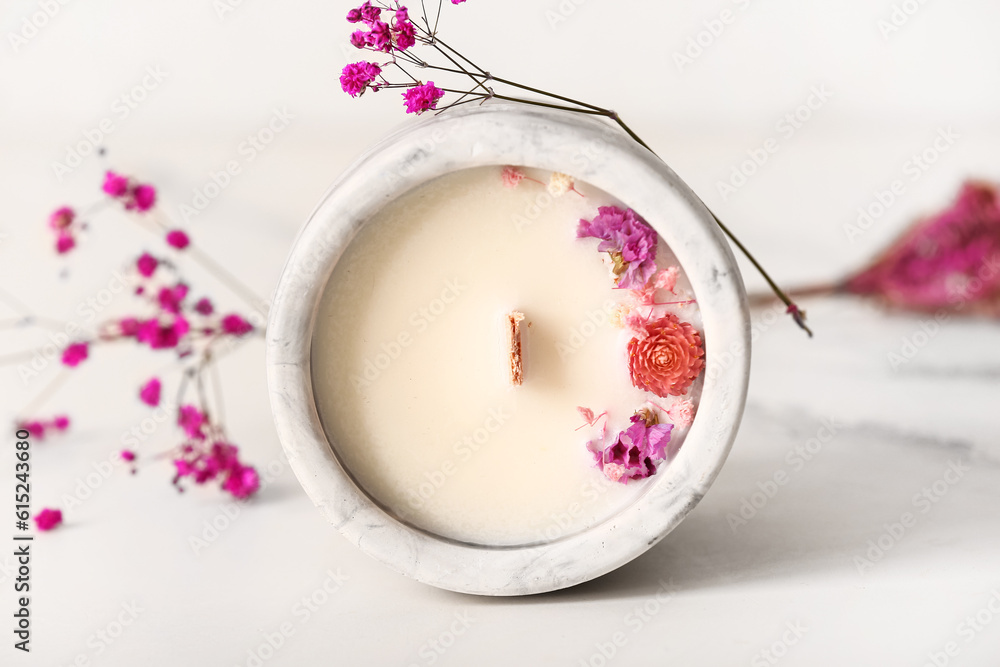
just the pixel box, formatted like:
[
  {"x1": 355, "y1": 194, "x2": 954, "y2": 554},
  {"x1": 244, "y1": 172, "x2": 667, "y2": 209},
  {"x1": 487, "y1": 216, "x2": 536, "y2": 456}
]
[{"x1": 627, "y1": 313, "x2": 705, "y2": 397}]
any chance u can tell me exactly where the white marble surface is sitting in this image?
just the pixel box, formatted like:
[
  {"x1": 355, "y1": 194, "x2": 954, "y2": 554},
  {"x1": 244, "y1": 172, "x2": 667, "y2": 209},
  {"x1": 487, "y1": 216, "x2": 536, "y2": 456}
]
[
  {"x1": 1, "y1": 124, "x2": 998, "y2": 666},
  {"x1": 2, "y1": 0, "x2": 1000, "y2": 663}
]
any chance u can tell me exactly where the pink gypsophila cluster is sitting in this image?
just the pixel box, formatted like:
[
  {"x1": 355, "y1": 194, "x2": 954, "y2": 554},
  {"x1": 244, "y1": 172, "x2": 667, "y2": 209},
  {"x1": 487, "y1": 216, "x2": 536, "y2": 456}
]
[
  {"x1": 34, "y1": 508, "x2": 63, "y2": 531},
  {"x1": 102, "y1": 171, "x2": 157, "y2": 212},
  {"x1": 588, "y1": 413, "x2": 673, "y2": 484},
  {"x1": 403, "y1": 81, "x2": 444, "y2": 115},
  {"x1": 165, "y1": 230, "x2": 190, "y2": 250},
  {"x1": 16, "y1": 415, "x2": 70, "y2": 440},
  {"x1": 48, "y1": 206, "x2": 78, "y2": 254},
  {"x1": 139, "y1": 377, "x2": 162, "y2": 406},
  {"x1": 171, "y1": 405, "x2": 260, "y2": 500},
  {"x1": 61, "y1": 342, "x2": 89, "y2": 367},
  {"x1": 340, "y1": 61, "x2": 382, "y2": 97},
  {"x1": 577, "y1": 206, "x2": 659, "y2": 289},
  {"x1": 347, "y1": 2, "x2": 416, "y2": 53}
]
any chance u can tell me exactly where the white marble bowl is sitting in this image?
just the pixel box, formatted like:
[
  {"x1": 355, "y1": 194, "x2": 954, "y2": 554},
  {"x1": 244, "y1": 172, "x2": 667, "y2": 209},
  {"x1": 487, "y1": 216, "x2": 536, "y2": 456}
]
[{"x1": 266, "y1": 104, "x2": 750, "y2": 596}]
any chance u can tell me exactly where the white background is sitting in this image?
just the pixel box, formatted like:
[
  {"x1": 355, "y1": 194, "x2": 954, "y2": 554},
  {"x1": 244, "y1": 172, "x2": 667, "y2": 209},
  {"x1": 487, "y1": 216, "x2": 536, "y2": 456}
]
[{"x1": 2, "y1": 0, "x2": 1000, "y2": 665}]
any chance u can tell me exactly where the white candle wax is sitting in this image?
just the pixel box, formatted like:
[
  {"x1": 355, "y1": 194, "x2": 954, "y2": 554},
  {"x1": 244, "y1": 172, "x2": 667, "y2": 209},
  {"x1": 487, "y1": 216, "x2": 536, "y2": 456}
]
[{"x1": 312, "y1": 166, "x2": 703, "y2": 546}]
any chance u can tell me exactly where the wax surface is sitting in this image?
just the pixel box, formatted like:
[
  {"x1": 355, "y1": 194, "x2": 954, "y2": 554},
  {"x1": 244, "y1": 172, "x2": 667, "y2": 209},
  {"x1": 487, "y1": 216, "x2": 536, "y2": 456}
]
[{"x1": 312, "y1": 167, "x2": 703, "y2": 546}]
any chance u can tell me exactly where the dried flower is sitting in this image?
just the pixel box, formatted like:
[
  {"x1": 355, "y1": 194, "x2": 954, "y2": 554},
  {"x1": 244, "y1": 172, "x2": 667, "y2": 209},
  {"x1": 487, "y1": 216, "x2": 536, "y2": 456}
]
[
  {"x1": 129, "y1": 184, "x2": 157, "y2": 212},
  {"x1": 165, "y1": 230, "x2": 190, "y2": 250},
  {"x1": 61, "y1": 342, "x2": 89, "y2": 367},
  {"x1": 194, "y1": 297, "x2": 214, "y2": 315},
  {"x1": 547, "y1": 172, "x2": 574, "y2": 196},
  {"x1": 55, "y1": 232, "x2": 76, "y2": 254},
  {"x1": 588, "y1": 413, "x2": 673, "y2": 484},
  {"x1": 221, "y1": 313, "x2": 253, "y2": 336},
  {"x1": 136, "y1": 317, "x2": 189, "y2": 350},
  {"x1": 139, "y1": 377, "x2": 162, "y2": 407},
  {"x1": 402, "y1": 81, "x2": 444, "y2": 115},
  {"x1": 666, "y1": 399, "x2": 695, "y2": 429},
  {"x1": 102, "y1": 171, "x2": 130, "y2": 197},
  {"x1": 577, "y1": 206, "x2": 658, "y2": 290},
  {"x1": 501, "y1": 166, "x2": 525, "y2": 188},
  {"x1": 627, "y1": 313, "x2": 704, "y2": 397},
  {"x1": 49, "y1": 206, "x2": 75, "y2": 230},
  {"x1": 340, "y1": 61, "x2": 382, "y2": 97},
  {"x1": 121, "y1": 450, "x2": 136, "y2": 462},
  {"x1": 157, "y1": 284, "x2": 189, "y2": 314},
  {"x1": 15, "y1": 416, "x2": 68, "y2": 439},
  {"x1": 654, "y1": 266, "x2": 679, "y2": 293},
  {"x1": 34, "y1": 508, "x2": 63, "y2": 531},
  {"x1": 173, "y1": 437, "x2": 260, "y2": 500},
  {"x1": 178, "y1": 404, "x2": 207, "y2": 440},
  {"x1": 136, "y1": 252, "x2": 159, "y2": 278},
  {"x1": 844, "y1": 181, "x2": 1000, "y2": 315}
]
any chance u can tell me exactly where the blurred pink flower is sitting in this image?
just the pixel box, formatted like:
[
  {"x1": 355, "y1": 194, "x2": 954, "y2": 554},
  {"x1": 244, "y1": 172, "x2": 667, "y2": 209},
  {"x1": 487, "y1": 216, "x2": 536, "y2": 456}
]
[{"x1": 34, "y1": 508, "x2": 63, "y2": 531}]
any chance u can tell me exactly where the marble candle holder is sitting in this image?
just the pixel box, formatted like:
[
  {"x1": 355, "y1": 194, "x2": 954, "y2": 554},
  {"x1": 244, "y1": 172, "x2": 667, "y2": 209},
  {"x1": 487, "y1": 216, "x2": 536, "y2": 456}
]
[{"x1": 266, "y1": 103, "x2": 751, "y2": 596}]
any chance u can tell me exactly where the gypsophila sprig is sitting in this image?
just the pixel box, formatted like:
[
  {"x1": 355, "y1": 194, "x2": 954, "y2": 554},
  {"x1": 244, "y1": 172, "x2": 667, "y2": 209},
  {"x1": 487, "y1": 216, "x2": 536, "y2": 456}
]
[
  {"x1": 7, "y1": 166, "x2": 266, "y2": 511},
  {"x1": 337, "y1": 0, "x2": 811, "y2": 335}
]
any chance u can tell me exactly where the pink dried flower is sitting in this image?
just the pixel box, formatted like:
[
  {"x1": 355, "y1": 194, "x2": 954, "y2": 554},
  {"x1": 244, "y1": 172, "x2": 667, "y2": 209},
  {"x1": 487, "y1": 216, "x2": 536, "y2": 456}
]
[
  {"x1": 49, "y1": 206, "x2": 75, "y2": 230},
  {"x1": 121, "y1": 450, "x2": 136, "y2": 462},
  {"x1": 350, "y1": 30, "x2": 367, "y2": 48},
  {"x1": 119, "y1": 317, "x2": 141, "y2": 336},
  {"x1": 844, "y1": 181, "x2": 1000, "y2": 315},
  {"x1": 55, "y1": 232, "x2": 76, "y2": 254},
  {"x1": 501, "y1": 166, "x2": 525, "y2": 188},
  {"x1": 128, "y1": 184, "x2": 157, "y2": 212},
  {"x1": 61, "y1": 342, "x2": 89, "y2": 367},
  {"x1": 627, "y1": 313, "x2": 704, "y2": 397},
  {"x1": 136, "y1": 253, "x2": 159, "y2": 278},
  {"x1": 194, "y1": 297, "x2": 214, "y2": 315},
  {"x1": 451, "y1": 0, "x2": 467, "y2": 4},
  {"x1": 394, "y1": 18, "x2": 416, "y2": 50},
  {"x1": 340, "y1": 61, "x2": 382, "y2": 97},
  {"x1": 666, "y1": 399, "x2": 695, "y2": 428},
  {"x1": 172, "y1": 436, "x2": 260, "y2": 500},
  {"x1": 102, "y1": 171, "x2": 129, "y2": 197},
  {"x1": 165, "y1": 230, "x2": 190, "y2": 250},
  {"x1": 34, "y1": 508, "x2": 63, "y2": 531},
  {"x1": 587, "y1": 412, "x2": 673, "y2": 484},
  {"x1": 655, "y1": 266, "x2": 679, "y2": 292},
  {"x1": 157, "y1": 284, "x2": 189, "y2": 314},
  {"x1": 136, "y1": 317, "x2": 190, "y2": 350},
  {"x1": 577, "y1": 206, "x2": 658, "y2": 290},
  {"x1": 178, "y1": 404, "x2": 207, "y2": 440},
  {"x1": 221, "y1": 313, "x2": 253, "y2": 336},
  {"x1": 402, "y1": 81, "x2": 444, "y2": 115},
  {"x1": 358, "y1": 1, "x2": 381, "y2": 23},
  {"x1": 223, "y1": 464, "x2": 260, "y2": 499},
  {"x1": 139, "y1": 377, "x2": 162, "y2": 407},
  {"x1": 19, "y1": 421, "x2": 45, "y2": 438},
  {"x1": 366, "y1": 20, "x2": 392, "y2": 51},
  {"x1": 17, "y1": 415, "x2": 71, "y2": 439},
  {"x1": 346, "y1": 7, "x2": 363, "y2": 22}
]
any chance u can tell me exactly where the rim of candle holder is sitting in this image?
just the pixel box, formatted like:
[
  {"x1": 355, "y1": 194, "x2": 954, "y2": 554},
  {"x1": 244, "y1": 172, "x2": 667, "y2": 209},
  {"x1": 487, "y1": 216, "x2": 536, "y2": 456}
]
[{"x1": 266, "y1": 103, "x2": 750, "y2": 596}]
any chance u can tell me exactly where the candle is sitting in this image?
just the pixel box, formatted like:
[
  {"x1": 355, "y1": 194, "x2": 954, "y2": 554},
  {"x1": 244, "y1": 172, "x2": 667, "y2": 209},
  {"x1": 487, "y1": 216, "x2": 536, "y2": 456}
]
[
  {"x1": 268, "y1": 104, "x2": 750, "y2": 594},
  {"x1": 311, "y1": 165, "x2": 704, "y2": 546}
]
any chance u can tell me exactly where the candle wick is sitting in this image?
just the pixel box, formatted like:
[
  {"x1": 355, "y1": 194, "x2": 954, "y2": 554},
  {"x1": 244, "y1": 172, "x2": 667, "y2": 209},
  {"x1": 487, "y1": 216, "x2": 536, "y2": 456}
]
[{"x1": 506, "y1": 311, "x2": 525, "y2": 386}]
